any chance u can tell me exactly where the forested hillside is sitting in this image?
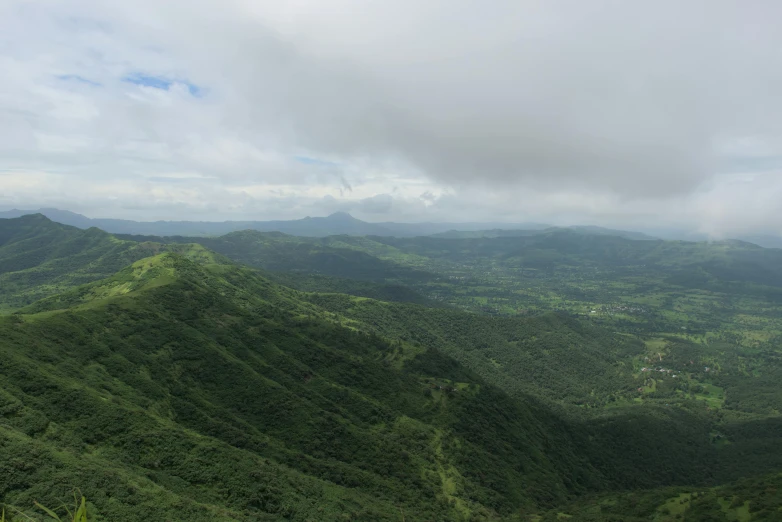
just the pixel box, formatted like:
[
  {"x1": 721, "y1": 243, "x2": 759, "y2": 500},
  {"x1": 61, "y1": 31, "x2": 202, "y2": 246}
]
[
  {"x1": 3, "y1": 216, "x2": 782, "y2": 520},
  {"x1": 535, "y1": 471, "x2": 782, "y2": 521},
  {"x1": 1, "y1": 253, "x2": 611, "y2": 520},
  {"x1": 118, "y1": 227, "x2": 782, "y2": 346},
  {"x1": 305, "y1": 294, "x2": 644, "y2": 408},
  {"x1": 116, "y1": 230, "x2": 435, "y2": 283},
  {"x1": 0, "y1": 215, "x2": 225, "y2": 311}
]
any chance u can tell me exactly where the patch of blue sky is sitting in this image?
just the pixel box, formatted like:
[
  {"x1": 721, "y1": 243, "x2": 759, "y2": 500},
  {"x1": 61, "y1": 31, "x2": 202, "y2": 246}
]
[
  {"x1": 56, "y1": 74, "x2": 101, "y2": 87},
  {"x1": 294, "y1": 156, "x2": 339, "y2": 168},
  {"x1": 122, "y1": 73, "x2": 203, "y2": 97}
]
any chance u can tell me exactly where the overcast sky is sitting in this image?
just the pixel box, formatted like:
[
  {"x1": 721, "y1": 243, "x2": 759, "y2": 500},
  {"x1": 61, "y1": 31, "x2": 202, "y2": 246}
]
[{"x1": 1, "y1": 1, "x2": 782, "y2": 235}]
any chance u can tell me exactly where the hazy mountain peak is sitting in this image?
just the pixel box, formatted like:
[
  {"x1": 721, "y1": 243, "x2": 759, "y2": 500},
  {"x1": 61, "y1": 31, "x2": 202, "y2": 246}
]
[
  {"x1": 17, "y1": 213, "x2": 51, "y2": 223},
  {"x1": 326, "y1": 211, "x2": 358, "y2": 221}
]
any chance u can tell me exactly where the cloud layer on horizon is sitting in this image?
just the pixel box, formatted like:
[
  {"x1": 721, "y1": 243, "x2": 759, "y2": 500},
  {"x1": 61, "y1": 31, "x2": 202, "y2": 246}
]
[{"x1": 1, "y1": 0, "x2": 782, "y2": 236}]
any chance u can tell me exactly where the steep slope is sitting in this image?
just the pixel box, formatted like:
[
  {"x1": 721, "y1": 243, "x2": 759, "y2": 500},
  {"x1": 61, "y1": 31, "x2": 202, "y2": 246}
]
[
  {"x1": 0, "y1": 214, "x2": 226, "y2": 311},
  {"x1": 0, "y1": 214, "x2": 147, "y2": 310},
  {"x1": 305, "y1": 293, "x2": 645, "y2": 408},
  {"x1": 300, "y1": 294, "x2": 782, "y2": 493},
  {"x1": 1, "y1": 254, "x2": 606, "y2": 520},
  {"x1": 2, "y1": 228, "x2": 782, "y2": 519}
]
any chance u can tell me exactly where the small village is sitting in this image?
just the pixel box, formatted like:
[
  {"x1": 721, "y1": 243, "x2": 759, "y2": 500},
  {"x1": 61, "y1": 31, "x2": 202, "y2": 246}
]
[{"x1": 640, "y1": 367, "x2": 679, "y2": 378}]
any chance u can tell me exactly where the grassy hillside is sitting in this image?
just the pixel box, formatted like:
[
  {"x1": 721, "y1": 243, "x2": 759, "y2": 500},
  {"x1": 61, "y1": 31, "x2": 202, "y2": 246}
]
[
  {"x1": 4, "y1": 219, "x2": 782, "y2": 519},
  {"x1": 109, "y1": 227, "x2": 782, "y2": 452},
  {"x1": 4, "y1": 255, "x2": 782, "y2": 520},
  {"x1": 0, "y1": 215, "x2": 225, "y2": 312},
  {"x1": 110, "y1": 230, "x2": 782, "y2": 416},
  {"x1": 0, "y1": 214, "x2": 435, "y2": 311},
  {"x1": 1, "y1": 253, "x2": 613, "y2": 520}
]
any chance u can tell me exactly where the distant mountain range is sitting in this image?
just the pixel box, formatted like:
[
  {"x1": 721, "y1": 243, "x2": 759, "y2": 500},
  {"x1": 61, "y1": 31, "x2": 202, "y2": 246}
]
[
  {"x1": 2, "y1": 207, "x2": 781, "y2": 247},
  {"x1": 430, "y1": 225, "x2": 657, "y2": 241},
  {"x1": 0, "y1": 207, "x2": 551, "y2": 238},
  {"x1": 650, "y1": 230, "x2": 782, "y2": 249}
]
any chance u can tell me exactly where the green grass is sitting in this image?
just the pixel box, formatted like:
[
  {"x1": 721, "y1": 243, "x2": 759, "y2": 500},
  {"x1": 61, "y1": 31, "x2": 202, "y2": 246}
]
[
  {"x1": 33, "y1": 496, "x2": 89, "y2": 522},
  {"x1": 0, "y1": 215, "x2": 233, "y2": 311},
  {"x1": 694, "y1": 383, "x2": 725, "y2": 409},
  {"x1": 655, "y1": 492, "x2": 691, "y2": 520},
  {"x1": 718, "y1": 497, "x2": 751, "y2": 521},
  {"x1": 645, "y1": 338, "x2": 669, "y2": 352}
]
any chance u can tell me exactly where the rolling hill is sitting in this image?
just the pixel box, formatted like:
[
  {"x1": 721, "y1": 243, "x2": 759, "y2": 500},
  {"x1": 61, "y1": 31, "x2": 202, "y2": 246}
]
[
  {"x1": 1, "y1": 253, "x2": 609, "y2": 520},
  {"x1": 3, "y1": 217, "x2": 782, "y2": 519},
  {"x1": 0, "y1": 214, "x2": 227, "y2": 311},
  {"x1": 0, "y1": 215, "x2": 437, "y2": 312},
  {"x1": 5, "y1": 252, "x2": 779, "y2": 521}
]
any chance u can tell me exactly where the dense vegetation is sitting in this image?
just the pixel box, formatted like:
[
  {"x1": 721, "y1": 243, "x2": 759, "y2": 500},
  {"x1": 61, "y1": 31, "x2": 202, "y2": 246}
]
[
  {"x1": 535, "y1": 472, "x2": 782, "y2": 521},
  {"x1": 115, "y1": 226, "x2": 782, "y2": 411},
  {"x1": 3, "y1": 214, "x2": 782, "y2": 520},
  {"x1": 116, "y1": 230, "x2": 435, "y2": 283},
  {"x1": 117, "y1": 226, "x2": 782, "y2": 342},
  {"x1": 0, "y1": 215, "x2": 225, "y2": 312},
  {"x1": 1, "y1": 253, "x2": 611, "y2": 520}
]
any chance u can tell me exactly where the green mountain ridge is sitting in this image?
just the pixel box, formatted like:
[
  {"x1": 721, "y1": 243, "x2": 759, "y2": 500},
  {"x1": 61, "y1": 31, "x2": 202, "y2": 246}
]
[
  {"x1": 3, "y1": 217, "x2": 782, "y2": 520},
  {"x1": 1, "y1": 253, "x2": 608, "y2": 520},
  {"x1": 0, "y1": 214, "x2": 229, "y2": 312},
  {"x1": 116, "y1": 229, "x2": 436, "y2": 283},
  {"x1": 8, "y1": 206, "x2": 782, "y2": 248},
  {"x1": 4, "y1": 253, "x2": 782, "y2": 520},
  {"x1": 112, "y1": 226, "x2": 782, "y2": 344},
  {"x1": 0, "y1": 214, "x2": 439, "y2": 312}
]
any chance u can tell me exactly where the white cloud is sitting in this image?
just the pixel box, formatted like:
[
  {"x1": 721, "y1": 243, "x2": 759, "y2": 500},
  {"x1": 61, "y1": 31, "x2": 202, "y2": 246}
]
[{"x1": 1, "y1": 0, "x2": 782, "y2": 234}]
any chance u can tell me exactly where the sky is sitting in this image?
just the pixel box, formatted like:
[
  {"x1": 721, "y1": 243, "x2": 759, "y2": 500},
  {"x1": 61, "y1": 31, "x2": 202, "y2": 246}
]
[{"x1": 1, "y1": 1, "x2": 782, "y2": 236}]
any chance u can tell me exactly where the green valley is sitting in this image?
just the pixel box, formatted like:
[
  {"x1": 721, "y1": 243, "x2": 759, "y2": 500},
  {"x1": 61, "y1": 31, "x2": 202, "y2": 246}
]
[
  {"x1": 0, "y1": 253, "x2": 607, "y2": 520},
  {"x1": 2, "y1": 215, "x2": 782, "y2": 520},
  {"x1": 114, "y1": 226, "x2": 782, "y2": 417},
  {"x1": 116, "y1": 227, "x2": 782, "y2": 345}
]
